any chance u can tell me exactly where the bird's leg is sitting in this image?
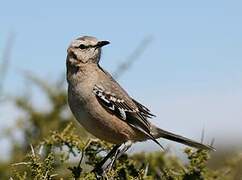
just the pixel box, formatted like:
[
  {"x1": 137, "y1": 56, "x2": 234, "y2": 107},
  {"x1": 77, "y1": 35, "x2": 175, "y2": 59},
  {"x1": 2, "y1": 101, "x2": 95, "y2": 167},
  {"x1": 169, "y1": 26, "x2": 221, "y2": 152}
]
[
  {"x1": 108, "y1": 141, "x2": 132, "y2": 171},
  {"x1": 93, "y1": 144, "x2": 121, "y2": 175},
  {"x1": 93, "y1": 141, "x2": 132, "y2": 176}
]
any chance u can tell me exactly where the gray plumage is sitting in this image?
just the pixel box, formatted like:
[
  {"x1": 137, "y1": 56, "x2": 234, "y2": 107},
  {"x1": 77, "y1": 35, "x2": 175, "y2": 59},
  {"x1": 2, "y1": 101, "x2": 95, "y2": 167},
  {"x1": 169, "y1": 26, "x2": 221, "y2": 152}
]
[{"x1": 66, "y1": 36, "x2": 215, "y2": 151}]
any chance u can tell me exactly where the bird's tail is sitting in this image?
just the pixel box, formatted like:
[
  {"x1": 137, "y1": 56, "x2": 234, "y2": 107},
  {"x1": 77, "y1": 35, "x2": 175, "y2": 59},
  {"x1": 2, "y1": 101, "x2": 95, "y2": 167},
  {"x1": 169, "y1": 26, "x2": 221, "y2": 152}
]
[{"x1": 153, "y1": 127, "x2": 215, "y2": 151}]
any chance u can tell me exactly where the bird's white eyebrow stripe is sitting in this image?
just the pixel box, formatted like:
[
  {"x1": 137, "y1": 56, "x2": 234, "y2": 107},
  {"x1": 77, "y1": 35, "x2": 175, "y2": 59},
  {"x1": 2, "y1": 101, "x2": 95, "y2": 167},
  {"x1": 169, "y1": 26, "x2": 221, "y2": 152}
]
[{"x1": 71, "y1": 40, "x2": 82, "y2": 47}]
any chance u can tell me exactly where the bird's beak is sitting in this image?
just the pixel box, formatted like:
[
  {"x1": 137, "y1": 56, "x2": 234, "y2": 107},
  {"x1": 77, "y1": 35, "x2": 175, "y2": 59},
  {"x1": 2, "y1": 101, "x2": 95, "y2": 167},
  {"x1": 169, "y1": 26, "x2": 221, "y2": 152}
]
[{"x1": 96, "y1": 40, "x2": 110, "y2": 48}]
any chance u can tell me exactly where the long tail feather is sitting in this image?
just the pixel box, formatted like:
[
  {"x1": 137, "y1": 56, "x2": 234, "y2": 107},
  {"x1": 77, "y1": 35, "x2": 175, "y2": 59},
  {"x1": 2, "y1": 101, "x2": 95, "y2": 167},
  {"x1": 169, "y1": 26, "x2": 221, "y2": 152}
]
[{"x1": 154, "y1": 127, "x2": 215, "y2": 151}]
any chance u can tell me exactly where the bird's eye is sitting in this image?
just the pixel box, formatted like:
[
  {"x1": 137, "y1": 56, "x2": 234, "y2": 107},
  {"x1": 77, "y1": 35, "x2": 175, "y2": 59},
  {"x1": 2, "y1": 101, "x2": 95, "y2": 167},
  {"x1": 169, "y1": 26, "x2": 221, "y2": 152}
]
[{"x1": 78, "y1": 44, "x2": 86, "y2": 49}]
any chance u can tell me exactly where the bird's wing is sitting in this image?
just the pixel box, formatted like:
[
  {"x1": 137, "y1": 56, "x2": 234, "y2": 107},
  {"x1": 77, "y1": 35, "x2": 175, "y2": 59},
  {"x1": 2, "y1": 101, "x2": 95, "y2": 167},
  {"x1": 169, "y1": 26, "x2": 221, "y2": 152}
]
[
  {"x1": 92, "y1": 67, "x2": 215, "y2": 151},
  {"x1": 93, "y1": 84, "x2": 163, "y2": 149}
]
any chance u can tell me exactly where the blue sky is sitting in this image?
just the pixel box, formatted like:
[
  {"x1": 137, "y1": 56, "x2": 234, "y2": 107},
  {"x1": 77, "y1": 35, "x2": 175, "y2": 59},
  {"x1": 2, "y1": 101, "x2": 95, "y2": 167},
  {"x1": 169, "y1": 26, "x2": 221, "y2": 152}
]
[{"x1": 1, "y1": 1, "x2": 242, "y2": 153}]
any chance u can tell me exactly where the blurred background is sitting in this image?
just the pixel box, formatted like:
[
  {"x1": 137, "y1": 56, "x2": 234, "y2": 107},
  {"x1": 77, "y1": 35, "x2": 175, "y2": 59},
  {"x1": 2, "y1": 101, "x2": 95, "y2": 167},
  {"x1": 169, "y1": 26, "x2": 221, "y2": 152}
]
[{"x1": 1, "y1": 0, "x2": 242, "y2": 179}]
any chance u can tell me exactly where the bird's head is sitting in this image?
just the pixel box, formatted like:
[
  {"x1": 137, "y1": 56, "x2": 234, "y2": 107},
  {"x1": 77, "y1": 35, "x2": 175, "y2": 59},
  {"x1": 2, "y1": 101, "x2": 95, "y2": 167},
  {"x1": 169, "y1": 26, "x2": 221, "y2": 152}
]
[{"x1": 67, "y1": 36, "x2": 110, "y2": 66}]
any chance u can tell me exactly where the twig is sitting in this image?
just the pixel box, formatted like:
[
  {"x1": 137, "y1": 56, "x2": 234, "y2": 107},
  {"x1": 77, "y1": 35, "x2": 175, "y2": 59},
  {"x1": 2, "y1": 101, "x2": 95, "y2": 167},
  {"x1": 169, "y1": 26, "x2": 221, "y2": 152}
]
[
  {"x1": 30, "y1": 144, "x2": 35, "y2": 157},
  {"x1": 0, "y1": 32, "x2": 15, "y2": 96},
  {"x1": 200, "y1": 127, "x2": 205, "y2": 144},
  {"x1": 113, "y1": 36, "x2": 153, "y2": 79},
  {"x1": 210, "y1": 138, "x2": 215, "y2": 147},
  {"x1": 12, "y1": 162, "x2": 30, "y2": 166}
]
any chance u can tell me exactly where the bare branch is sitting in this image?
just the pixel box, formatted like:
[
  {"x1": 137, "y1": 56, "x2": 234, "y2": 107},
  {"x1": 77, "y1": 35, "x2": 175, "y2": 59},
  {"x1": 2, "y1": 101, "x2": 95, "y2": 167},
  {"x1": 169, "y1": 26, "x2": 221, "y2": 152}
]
[
  {"x1": 0, "y1": 32, "x2": 15, "y2": 96},
  {"x1": 200, "y1": 127, "x2": 205, "y2": 144},
  {"x1": 113, "y1": 36, "x2": 153, "y2": 79}
]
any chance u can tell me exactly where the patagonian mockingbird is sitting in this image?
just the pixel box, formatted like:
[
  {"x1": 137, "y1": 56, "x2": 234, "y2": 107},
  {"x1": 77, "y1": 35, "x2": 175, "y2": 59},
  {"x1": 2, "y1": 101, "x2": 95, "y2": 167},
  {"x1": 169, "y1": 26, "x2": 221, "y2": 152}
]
[{"x1": 66, "y1": 36, "x2": 214, "y2": 174}]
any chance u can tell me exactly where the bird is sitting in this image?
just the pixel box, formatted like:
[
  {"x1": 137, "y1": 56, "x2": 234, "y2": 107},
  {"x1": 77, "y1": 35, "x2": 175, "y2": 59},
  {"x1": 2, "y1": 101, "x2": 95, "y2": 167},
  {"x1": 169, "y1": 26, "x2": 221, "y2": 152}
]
[{"x1": 66, "y1": 36, "x2": 214, "y2": 173}]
